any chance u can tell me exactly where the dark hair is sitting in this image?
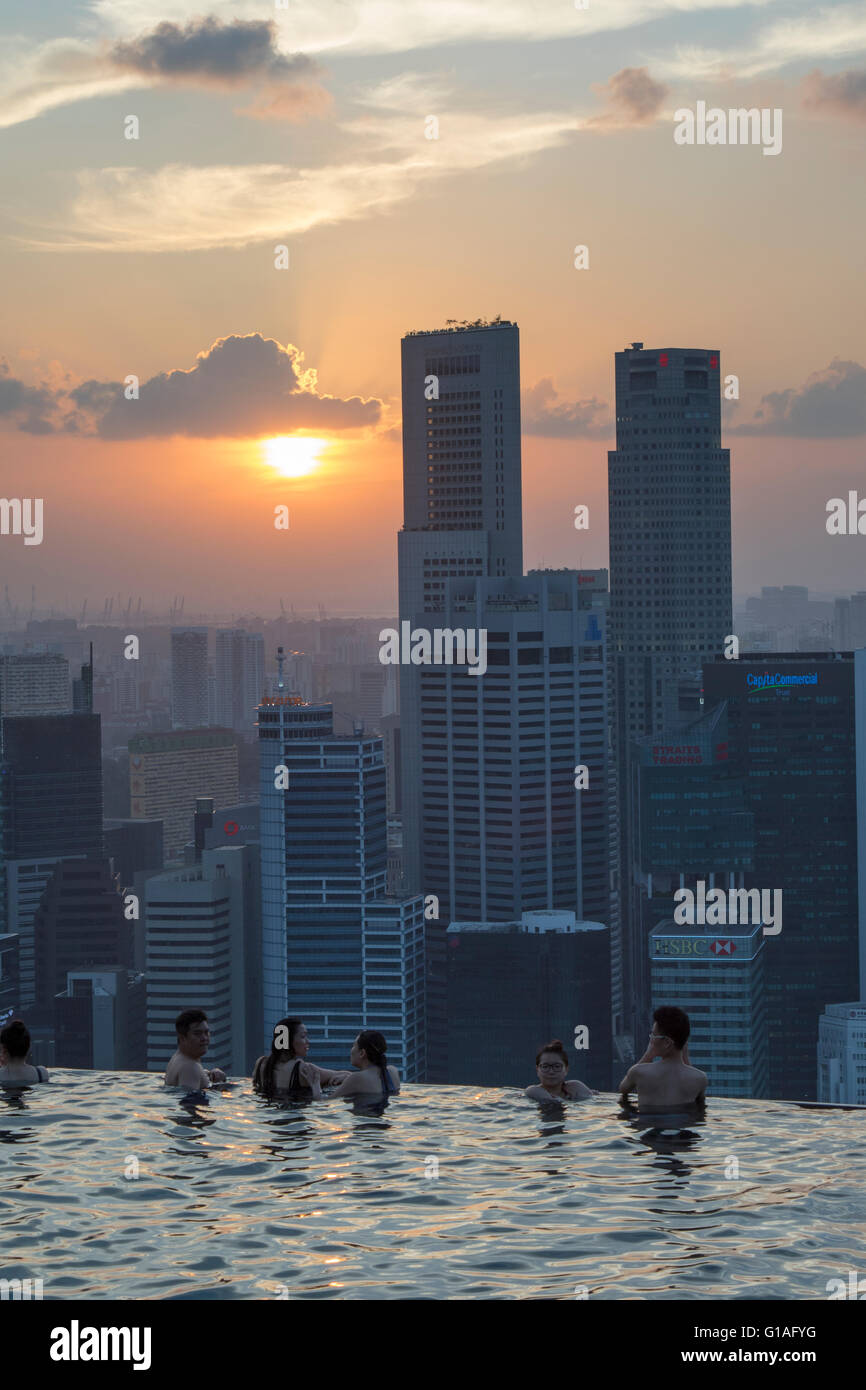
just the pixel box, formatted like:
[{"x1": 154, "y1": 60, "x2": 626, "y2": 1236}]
[
  {"x1": 536, "y1": 1038, "x2": 569, "y2": 1068},
  {"x1": 357, "y1": 1030, "x2": 389, "y2": 1092},
  {"x1": 653, "y1": 1005, "x2": 690, "y2": 1050},
  {"x1": 175, "y1": 1008, "x2": 208, "y2": 1037},
  {"x1": 256, "y1": 1018, "x2": 304, "y2": 1096},
  {"x1": 0, "y1": 1019, "x2": 30, "y2": 1059}
]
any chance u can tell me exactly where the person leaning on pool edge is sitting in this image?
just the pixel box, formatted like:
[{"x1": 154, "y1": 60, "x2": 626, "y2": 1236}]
[
  {"x1": 525, "y1": 1039, "x2": 595, "y2": 1102},
  {"x1": 253, "y1": 1018, "x2": 349, "y2": 1098},
  {"x1": 164, "y1": 1008, "x2": 226, "y2": 1090}
]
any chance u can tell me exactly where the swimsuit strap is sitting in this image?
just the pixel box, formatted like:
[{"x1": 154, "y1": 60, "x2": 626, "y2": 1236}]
[{"x1": 289, "y1": 1059, "x2": 302, "y2": 1088}]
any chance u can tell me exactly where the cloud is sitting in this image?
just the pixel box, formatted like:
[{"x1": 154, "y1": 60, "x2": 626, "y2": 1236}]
[
  {"x1": 23, "y1": 105, "x2": 578, "y2": 252},
  {"x1": 588, "y1": 67, "x2": 669, "y2": 127},
  {"x1": 802, "y1": 68, "x2": 866, "y2": 121},
  {"x1": 522, "y1": 379, "x2": 612, "y2": 439},
  {"x1": 729, "y1": 359, "x2": 866, "y2": 437},
  {"x1": 0, "y1": 19, "x2": 329, "y2": 129},
  {"x1": 652, "y1": 4, "x2": 866, "y2": 81},
  {"x1": 0, "y1": 335, "x2": 382, "y2": 439}
]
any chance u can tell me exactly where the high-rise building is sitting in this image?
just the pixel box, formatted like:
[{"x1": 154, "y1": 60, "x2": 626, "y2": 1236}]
[
  {"x1": 649, "y1": 917, "x2": 769, "y2": 1098},
  {"x1": 33, "y1": 857, "x2": 132, "y2": 1012},
  {"x1": 446, "y1": 911, "x2": 612, "y2": 1088},
  {"x1": 257, "y1": 692, "x2": 425, "y2": 1076},
  {"x1": 1, "y1": 713, "x2": 103, "y2": 860},
  {"x1": 834, "y1": 593, "x2": 866, "y2": 650},
  {"x1": 145, "y1": 844, "x2": 259, "y2": 1075},
  {"x1": 703, "y1": 652, "x2": 860, "y2": 1099},
  {"x1": 55, "y1": 967, "x2": 146, "y2": 1071},
  {"x1": 398, "y1": 319, "x2": 523, "y2": 888},
  {"x1": 0, "y1": 653, "x2": 70, "y2": 719},
  {"x1": 171, "y1": 628, "x2": 209, "y2": 729},
  {"x1": 215, "y1": 629, "x2": 265, "y2": 732},
  {"x1": 608, "y1": 343, "x2": 733, "y2": 1043},
  {"x1": 0, "y1": 932, "x2": 19, "y2": 1028},
  {"x1": 128, "y1": 728, "x2": 238, "y2": 865},
  {"x1": 104, "y1": 818, "x2": 164, "y2": 884},
  {"x1": 817, "y1": 1003, "x2": 866, "y2": 1105}
]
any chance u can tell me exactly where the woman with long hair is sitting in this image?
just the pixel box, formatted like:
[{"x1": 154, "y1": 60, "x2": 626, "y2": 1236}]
[
  {"x1": 253, "y1": 1018, "x2": 348, "y2": 1098},
  {"x1": 328, "y1": 1030, "x2": 400, "y2": 1099},
  {"x1": 0, "y1": 1019, "x2": 49, "y2": 1085}
]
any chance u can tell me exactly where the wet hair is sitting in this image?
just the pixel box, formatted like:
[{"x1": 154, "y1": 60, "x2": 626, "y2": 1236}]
[
  {"x1": 357, "y1": 1030, "x2": 390, "y2": 1091},
  {"x1": 175, "y1": 1008, "x2": 208, "y2": 1037},
  {"x1": 0, "y1": 1019, "x2": 30, "y2": 1059},
  {"x1": 256, "y1": 1018, "x2": 304, "y2": 1096},
  {"x1": 535, "y1": 1038, "x2": 569, "y2": 1069},
  {"x1": 653, "y1": 1005, "x2": 690, "y2": 1051}
]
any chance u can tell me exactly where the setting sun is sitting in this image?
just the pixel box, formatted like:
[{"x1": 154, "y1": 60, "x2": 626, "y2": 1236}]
[{"x1": 262, "y1": 435, "x2": 328, "y2": 478}]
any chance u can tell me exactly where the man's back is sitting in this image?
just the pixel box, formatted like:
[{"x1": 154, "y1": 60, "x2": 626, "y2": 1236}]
[{"x1": 630, "y1": 1060, "x2": 707, "y2": 1109}]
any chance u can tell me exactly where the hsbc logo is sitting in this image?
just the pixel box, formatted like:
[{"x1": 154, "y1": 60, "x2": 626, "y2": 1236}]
[{"x1": 710, "y1": 939, "x2": 736, "y2": 956}]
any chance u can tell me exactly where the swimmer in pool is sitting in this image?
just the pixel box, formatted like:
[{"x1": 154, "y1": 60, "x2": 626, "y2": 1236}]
[
  {"x1": 618, "y1": 1006, "x2": 707, "y2": 1112},
  {"x1": 525, "y1": 1039, "x2": 594, "y2": 1102},
  {"x1": 253, "y1": 1018, "x2": 349, "y2": 1098},
  {"x1": 0, "y1": 1019, "x2": 49, "y2": 1085},
  {"x1": 164, "y1": 1008, "x2": 227, "y2": 1090},
  {"x1": 327, "y1": 1031, "x2": 400, "y2": 1100}
]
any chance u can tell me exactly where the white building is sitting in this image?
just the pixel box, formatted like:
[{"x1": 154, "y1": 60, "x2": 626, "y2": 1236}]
[{"x1": 818, "y1": 1003, "x2": 866, "y2": 1105}]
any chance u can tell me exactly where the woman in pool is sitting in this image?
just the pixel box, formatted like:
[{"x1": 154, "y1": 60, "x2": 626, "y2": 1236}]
[
  {"x1": 328, "y1": 1031, "x2": 400, "y2": 1100},
  {"x1": 253, "y1": 1018, "x2": 348, "y2": 1098},
  {"x1": 525, "y1": 1039, "x2": 593, "y2": 1102},
  {"x1": 0, "y1": 1019, "x2": 49, "y2": 1085}
]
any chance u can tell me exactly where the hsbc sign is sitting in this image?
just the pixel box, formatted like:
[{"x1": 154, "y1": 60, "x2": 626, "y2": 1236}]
[{"x1": 653, "y1": 937, "x2": 743, "y2": 957}]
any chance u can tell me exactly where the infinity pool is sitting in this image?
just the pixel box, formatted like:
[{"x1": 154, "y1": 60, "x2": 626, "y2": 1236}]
[{"x1": 1, "y1": 1072, "x2": 863, "y2": 1299}]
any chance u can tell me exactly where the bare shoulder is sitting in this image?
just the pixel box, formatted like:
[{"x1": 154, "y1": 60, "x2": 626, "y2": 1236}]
[
  {"x1": 388, "y1": 1065, "x2": 401, "y2": 1090},
  {"x1": 566, "y1": 1079, "x2": 593, "y2": 1098}
]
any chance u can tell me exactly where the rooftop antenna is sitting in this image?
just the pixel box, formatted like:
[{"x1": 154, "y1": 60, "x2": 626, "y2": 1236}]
[{"x1": 276, "y1": 645, "x2": 285, "y2": 691}]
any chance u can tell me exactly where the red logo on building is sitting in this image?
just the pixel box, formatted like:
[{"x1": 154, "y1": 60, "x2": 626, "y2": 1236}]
[
  {"x1": 709, "y1": 355, "x2": 718, "y2": 368},
  {"x1": 710, "y1": 939, "x2": 736, "y2": 956},
  {"x1": 224, "y1": 821, "x2": 239, "y2": 836},
  {"x1": 659, "y1": 352, "x2": 669, "y2": 367}
]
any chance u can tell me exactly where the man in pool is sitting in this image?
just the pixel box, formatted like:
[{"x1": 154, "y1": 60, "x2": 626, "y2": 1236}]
[
  {"x1": 619, "y1": 1006, "x2": 707, "y2": 1111},
  {"x1": 164, "y1": 1009, "x2": 226, "y2": 1090}
]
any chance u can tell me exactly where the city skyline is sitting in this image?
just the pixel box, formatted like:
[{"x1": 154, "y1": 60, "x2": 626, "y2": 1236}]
[{"x1": 2, "y1": 2, "x2": 865, "y2": 611}]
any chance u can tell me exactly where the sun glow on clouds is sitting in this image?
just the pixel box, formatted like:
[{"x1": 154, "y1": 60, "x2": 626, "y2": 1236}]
[{"x1": 262, "y1": 435, "x2": 328, "y2": 477}]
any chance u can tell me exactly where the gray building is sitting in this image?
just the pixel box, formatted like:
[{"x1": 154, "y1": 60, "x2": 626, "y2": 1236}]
[
  {"x1": 398, "y1": 319, "x2": 524, "y2": 889},
  {"x1": 170, "y1": 628, "x2": 209, "y2": 730},
  {"x1": 215, "y1": 629, "x2": 265, "y2": 732},
  {"x1": 608, "y1": 343, "x2": 733, "y2": 1043}
]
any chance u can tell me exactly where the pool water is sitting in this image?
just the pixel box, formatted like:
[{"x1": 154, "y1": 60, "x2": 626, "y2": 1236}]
[{"x1": 1, "y1": 1072, "x2": 863, "y2": 1299}]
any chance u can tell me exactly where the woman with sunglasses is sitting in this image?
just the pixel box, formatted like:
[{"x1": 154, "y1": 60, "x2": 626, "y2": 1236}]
[{"x1": 525, "y1": 1039, "x2": 594, "y2": 1102}]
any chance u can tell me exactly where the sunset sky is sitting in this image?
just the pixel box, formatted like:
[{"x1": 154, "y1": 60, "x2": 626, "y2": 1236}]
[{"x1": 1, "y1": 0, "x2": 864, "y2": 616}]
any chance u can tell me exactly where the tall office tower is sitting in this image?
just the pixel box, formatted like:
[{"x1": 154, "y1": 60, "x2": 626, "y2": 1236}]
[
  {"x1": 55, "y1": 967, "x2": 147, "y2": 1070},
  {"x1": 257, "y1": 692, "x2": 425, "y2": 1076},
  {"x1": 0, "y1": 712, "x2": 103, "y2": 1001},
  {"x1": 817, "y1": 1003, "x2": 866, "y2": 1104},
  {"x1": 649, "y1": 917, "x2": 769, "y2": 1098},
  {"x1": 0, "y1": 653, "x2": 70, "y2": 720},
  {"x1": 703, "y1": 652, "x2": 859, "y2": 1100},
  {"x1": 628, "y1": 702, "x2": 755, "y2": 1032},
  {"x1": 128, "y1": 728, "x2": 238, "y2": 865},
  {"x1": 608, "y1": 344, "x2": 732, "y2": 1045},
  {"x1": 446, "y1": 912, "x2": 612, "y2": 1088},
  {"x1": 33, "y1": 858, "x2": 131, "y2": 1012},
  {"x1": 145, "y1": 843, "x2": 259, "y2": 1075},
  {"x1": 104, "y1": 818, "x2": 164, "y2": 884},
  {"x1": 170, "y1": 628, "x2": 209, "y2": 729},
  {"x1": 72, "y1": 645, "x2": 94, "y2": 714},
  {"x1": 398, "y1": 319, "x2": 523, "y2": 888},
  {"x1": 215, "y1": 629, "x2": 264, "y2": 731}
]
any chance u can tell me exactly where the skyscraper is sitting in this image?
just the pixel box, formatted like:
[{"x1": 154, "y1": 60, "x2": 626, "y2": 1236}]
[
  {"x1": 215, "y1": 629, "x2": 265, "y2": 732},
  {"x1": 608, "y1": 343, "x2": 732, "y2": 1042},
  {"x1": 170, "y1": 628, "x2": 209, "y2": 729},
  {"x1": 0, "y1": 653, "x2": 70, "y2": 719},
  {"x1": 398, "y1": 319, "x2": 523, "y2": 888},
  {"x1": 257, "y1": 692, "x2": 425, "y2": 1076},
  {"x1": 33, "y1": 857, "x2": 131, "y2": 1012},
  {"x1": 128, "y1": 728, "x2": 238, "y2": 865}
]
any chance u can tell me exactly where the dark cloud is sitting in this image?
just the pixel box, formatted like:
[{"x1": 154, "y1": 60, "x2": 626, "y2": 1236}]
[
  {"x1": 106, "y1": 18, "x2": 330, "y2": 121},
  {"x1": 0, "y1": 336, "x2": 382, "y2": 440},
  {"x1": 522, "y1": 378, "x2": 612, "y2": 439},
  {"x1": 589, "y1": 67, "x2": 669, "y2": 128},
  {"x1": 729, "y1": 359, "x2": 866, "y2": 438},
  {"x1": 110, "y1": 18, "x2": 315, "y2": 86},
  {"x1": 802, "y1": 69, "x2": 866, "y2": 122}
]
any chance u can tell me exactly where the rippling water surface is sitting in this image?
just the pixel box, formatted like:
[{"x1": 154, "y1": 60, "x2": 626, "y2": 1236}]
[{"x1": 0, "y1": 1072, "x2": 863, "y2": 1299}]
